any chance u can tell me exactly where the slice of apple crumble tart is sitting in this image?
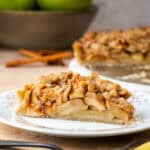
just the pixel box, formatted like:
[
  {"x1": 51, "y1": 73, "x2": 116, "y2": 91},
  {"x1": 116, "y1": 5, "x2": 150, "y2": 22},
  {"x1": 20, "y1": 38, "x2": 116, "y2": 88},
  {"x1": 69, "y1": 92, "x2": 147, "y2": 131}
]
[{"x1": 17, "y1": 72, "x2": 134, "y2": 124}]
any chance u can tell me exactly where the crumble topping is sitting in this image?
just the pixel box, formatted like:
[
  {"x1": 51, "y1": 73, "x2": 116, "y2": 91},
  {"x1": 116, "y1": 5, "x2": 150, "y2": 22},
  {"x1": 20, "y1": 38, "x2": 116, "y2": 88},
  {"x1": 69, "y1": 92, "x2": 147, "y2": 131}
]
[{"x1": 73, "y1": 27, "x2": 150, "y2": 64}]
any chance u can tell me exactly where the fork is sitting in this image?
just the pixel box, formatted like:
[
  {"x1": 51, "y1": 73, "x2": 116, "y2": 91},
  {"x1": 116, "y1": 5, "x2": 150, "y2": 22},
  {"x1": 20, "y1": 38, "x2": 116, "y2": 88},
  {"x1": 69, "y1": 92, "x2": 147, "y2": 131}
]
[
  {"x1": 0, "y1": 141, "x2": 63, "y2": 150},
  {"x1": 120, "y1": 140, "x2": 137, "y2": 150}
]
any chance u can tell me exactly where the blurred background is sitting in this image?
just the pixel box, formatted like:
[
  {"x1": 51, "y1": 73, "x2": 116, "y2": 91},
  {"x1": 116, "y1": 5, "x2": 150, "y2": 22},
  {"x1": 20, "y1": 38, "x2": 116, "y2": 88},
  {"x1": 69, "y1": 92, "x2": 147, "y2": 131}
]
[{"x1": 91, "y1": 0, "x2": 150, "y2": 31}]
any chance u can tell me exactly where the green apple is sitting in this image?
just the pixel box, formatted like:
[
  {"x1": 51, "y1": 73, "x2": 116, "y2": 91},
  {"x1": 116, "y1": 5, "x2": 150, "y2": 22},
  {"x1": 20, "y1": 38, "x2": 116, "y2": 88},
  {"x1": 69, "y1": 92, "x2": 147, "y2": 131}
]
[
  {"x1": 0, "y1": 0, "x2": 35, "y2": 10},
  {"x1": 38, "y1": 0, "x2": 92, "y2": 11}
]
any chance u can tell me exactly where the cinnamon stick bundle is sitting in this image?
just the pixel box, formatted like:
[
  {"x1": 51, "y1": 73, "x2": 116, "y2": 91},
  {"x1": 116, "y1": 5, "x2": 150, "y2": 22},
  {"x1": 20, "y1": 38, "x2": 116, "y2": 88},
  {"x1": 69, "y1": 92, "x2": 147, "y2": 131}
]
[
  {"x1": 6, "y1": 51, "x2": 73, "y2": 67},
  {"x1": 18, "y1": 49, "x2": 65, "y2": 65}
]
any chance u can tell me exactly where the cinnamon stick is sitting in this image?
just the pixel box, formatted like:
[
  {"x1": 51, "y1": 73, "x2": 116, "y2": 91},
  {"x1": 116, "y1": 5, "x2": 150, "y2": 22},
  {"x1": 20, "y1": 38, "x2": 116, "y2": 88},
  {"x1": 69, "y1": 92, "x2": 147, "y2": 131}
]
[
  {"x1": 6, "y1": 51, "x2": 73, "y2": 67},
  {"x1": 18, "y1": 49, "x2": 42, "y2": 58},
  {"x1": 18, "y1": 49, "x2": 68, "y2": 56}
]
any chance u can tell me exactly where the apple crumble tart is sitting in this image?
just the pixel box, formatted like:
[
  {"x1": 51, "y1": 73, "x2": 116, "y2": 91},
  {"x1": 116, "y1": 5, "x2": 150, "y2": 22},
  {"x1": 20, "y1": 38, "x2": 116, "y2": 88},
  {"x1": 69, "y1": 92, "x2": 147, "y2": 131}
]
[
  {"x1": 73, "y1": 27, "x2": 150, "y2": 65},
  {"x1": 17, "y1": 72, "x2": 134, "y2": 124}
]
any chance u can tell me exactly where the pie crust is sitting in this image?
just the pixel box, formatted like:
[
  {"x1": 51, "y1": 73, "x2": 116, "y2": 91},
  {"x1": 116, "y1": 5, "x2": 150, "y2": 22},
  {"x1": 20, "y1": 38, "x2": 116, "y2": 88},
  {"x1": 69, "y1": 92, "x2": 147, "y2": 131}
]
[{"x1": 17, "y1": 72, "x2": 134, "y2": 124}]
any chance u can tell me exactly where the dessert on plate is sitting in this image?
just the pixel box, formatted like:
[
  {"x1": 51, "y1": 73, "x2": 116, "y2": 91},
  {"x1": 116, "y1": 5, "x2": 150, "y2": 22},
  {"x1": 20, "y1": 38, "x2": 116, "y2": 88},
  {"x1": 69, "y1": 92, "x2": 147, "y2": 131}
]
[
  {"x1": 17, "y1": 71, "x2": 134, "y2": 124},
  {"x1": 73, "y1": 27, "x2": 150, "y2": 66}
]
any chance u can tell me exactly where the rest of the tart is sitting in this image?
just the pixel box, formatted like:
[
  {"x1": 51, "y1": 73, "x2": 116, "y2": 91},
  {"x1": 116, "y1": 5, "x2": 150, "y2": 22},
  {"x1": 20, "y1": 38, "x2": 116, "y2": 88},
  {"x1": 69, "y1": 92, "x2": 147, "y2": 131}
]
[
  {"x1": 73, "y1": 27, "x2": 150, "y2": 65},
  {"x1": 17, "y1": 72, "x2": 134, "y2": 124}
]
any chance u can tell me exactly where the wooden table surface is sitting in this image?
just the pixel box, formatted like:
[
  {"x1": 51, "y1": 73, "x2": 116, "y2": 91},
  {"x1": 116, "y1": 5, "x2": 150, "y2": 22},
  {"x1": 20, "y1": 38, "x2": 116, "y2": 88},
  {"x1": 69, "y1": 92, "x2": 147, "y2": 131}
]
[{"x1": 0, "y1": 50, "x2": 149, "y2": 150}]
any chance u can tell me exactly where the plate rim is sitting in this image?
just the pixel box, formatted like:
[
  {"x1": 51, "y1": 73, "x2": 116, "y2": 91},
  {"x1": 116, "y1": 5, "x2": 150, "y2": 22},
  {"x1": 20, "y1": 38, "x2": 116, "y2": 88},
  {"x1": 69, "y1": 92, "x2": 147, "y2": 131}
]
[{"x1": 0, "y1": 113, "x2": 150, "y2": 137}]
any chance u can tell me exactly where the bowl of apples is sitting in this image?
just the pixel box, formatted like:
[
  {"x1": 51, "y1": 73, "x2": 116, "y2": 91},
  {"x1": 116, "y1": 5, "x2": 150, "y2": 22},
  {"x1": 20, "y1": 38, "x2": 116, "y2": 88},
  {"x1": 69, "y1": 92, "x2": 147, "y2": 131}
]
[{"x1": 0, "y1": 0, "x2": 97, "y2": 49}]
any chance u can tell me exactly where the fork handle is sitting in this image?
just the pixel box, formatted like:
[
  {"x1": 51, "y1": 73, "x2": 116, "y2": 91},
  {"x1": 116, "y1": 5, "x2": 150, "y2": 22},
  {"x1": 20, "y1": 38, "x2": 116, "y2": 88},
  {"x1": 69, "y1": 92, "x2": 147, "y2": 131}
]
[{"x1": 0, "y1": 140, "x2": 63, "y2": 150}]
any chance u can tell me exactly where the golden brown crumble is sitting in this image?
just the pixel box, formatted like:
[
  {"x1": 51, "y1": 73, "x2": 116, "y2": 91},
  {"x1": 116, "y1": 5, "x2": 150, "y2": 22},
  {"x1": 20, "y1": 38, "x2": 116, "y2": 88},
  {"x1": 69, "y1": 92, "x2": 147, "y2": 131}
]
[{"x1": 73, "y1": 27, "x2": 150, "y2": 65}]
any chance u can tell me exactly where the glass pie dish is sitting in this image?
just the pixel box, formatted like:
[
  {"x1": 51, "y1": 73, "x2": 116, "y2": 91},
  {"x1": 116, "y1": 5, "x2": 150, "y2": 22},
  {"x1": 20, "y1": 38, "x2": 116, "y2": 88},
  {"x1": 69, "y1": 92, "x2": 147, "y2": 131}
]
[{"x1": 73, "y1": 27, "x2": 150, "y2": 84}]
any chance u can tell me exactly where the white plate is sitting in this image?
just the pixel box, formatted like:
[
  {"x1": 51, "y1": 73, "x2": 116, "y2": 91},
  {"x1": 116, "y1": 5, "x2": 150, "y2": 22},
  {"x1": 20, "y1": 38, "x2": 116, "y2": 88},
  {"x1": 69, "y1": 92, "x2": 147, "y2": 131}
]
[
  {"x1": 0, "y1": 59, "x2": 149, "y2": 137},
  {"x1": 0, "y1": 85, "x2": 150, "y2": 138}
]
